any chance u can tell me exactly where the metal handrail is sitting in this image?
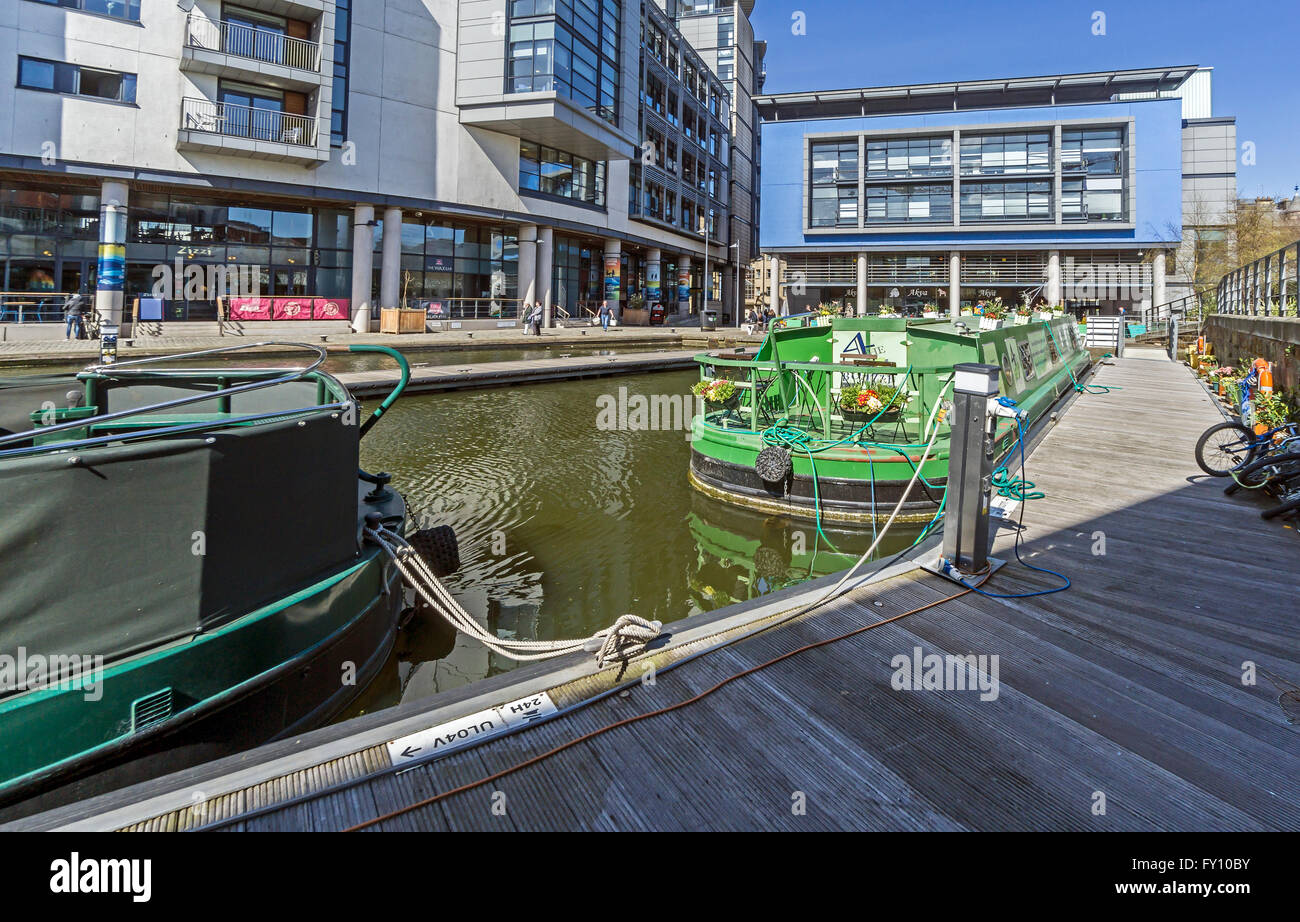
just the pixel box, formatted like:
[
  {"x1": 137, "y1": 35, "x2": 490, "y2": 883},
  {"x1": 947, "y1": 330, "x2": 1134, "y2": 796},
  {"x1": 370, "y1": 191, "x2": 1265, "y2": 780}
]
[
  {"x1": 0, "y1": 342, "x2": 338, "y2": 456},
  {"x1": 1214, "y1": 238, "x2": 1300, "y2": 317},
  {"x1": 181, "y1": 97, "x2": 319, "y2": 147},
  {"x1": 185, "y1": 14, "x2": 321, "y2": 71}
]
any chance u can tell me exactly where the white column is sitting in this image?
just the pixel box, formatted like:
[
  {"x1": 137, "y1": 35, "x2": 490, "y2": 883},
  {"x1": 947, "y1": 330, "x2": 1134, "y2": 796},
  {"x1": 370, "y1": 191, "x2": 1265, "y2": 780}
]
[
  {"x1": 678, "y1": 256, "x2": 693, "y2": 315},
  {"x1": 1153, "y1": 250, "x2": 1167, "y2": 308},
  {"x1": 350, "y1": 204, "x2": 375, "y2": 332},
  {"x1": 768, "y1": 255, "x2": 779, "y2": 314},
  {"x1": 949, "y1": 251, "x2": 961, "y2": 318},
  {"x1": 646, "y1": 247, "x2": 663, "y2": 311},
  {"x1": 537, "y1": 227, "x2": 554, "y2": 326},
  {"x1": 517, "y1": 224, "x2": 538, "y2": 310},
  {"x1": 1046, "y1": 250, "x2": 1062, "y2": 307},
  {"x1": 95, "y1": 180, "x2": 129, "y2": 328},
  {"x1": 856, "y1": 253, "x2": 868, "y2": 317},
  {"x1": 603, "y1": 238, "x2": 622, "y2": 322},
  {"x1": 378, "y1": 205, "x2": 402, "y2": 309}
]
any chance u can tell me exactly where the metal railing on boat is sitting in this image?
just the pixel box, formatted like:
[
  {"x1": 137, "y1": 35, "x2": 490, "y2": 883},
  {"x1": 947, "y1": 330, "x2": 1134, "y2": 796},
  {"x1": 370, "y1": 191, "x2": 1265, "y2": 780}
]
[{"x1": 0, "y1": 342, "x2": 356, "y2": 460}]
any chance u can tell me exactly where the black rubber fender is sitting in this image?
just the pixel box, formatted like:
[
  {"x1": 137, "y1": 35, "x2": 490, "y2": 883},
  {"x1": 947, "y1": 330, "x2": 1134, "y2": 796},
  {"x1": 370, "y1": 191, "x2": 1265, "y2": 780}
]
[{"x1": 409, "y1": 524, "x2": 460, "y2": 577}]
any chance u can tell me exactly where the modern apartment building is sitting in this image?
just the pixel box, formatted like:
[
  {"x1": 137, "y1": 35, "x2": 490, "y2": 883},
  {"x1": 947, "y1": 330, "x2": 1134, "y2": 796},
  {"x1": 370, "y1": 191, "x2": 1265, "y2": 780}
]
[
  {"x1": 657, "y1": 0, "x2": 764, "y2": 314},
  {"x1": 0, "y1": 0, "x2": 761, "y2": 333},
  {"x1": 754, "y1": 66, "x2": 1236, "y2": 317}
]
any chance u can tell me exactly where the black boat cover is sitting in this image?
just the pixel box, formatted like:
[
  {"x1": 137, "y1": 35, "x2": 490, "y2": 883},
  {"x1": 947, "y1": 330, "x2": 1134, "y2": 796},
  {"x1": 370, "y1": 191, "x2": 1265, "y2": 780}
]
[{"x1": 0, "y1": 412, "x2": 359, "y2": 687}]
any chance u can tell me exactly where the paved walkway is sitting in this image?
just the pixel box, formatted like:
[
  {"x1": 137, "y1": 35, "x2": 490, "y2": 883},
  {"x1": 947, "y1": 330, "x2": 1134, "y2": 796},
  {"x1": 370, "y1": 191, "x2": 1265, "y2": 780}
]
[{"x1": 0, "y1": 326, "x2": 757, "y2": 366}]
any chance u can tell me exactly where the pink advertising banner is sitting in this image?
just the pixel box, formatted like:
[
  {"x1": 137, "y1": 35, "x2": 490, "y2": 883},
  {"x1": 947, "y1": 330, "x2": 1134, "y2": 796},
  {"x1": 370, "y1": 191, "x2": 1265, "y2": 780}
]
[
  {"x1": 272, "y1": 298, "x2": 313, "y2": 320},
  {"x1": 227, "y1": 297, "x2": 272, "y2": 321},
  {"x1": 312, "y1": 297, "x2": 350, "y2": 320}
]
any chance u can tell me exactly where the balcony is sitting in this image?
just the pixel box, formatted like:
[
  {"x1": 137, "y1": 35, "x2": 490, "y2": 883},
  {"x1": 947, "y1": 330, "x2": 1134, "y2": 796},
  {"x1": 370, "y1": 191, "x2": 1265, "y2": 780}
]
[
  {"x1": 177, "y1": 97, "x2": 328, "y2": 163},
  {"x1": 181, "y1": 14, "x2": 325, "y2": 90}
]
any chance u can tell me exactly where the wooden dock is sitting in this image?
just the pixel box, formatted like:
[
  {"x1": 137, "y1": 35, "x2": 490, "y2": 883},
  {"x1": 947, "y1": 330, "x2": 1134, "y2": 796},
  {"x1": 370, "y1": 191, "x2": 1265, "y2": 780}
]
[
  {"x1": 10, "y1": 349, "x2": 1298, "y2": 832},
  {"x1": 338, "y1": 349, "x2": 701, "y2": 396}
]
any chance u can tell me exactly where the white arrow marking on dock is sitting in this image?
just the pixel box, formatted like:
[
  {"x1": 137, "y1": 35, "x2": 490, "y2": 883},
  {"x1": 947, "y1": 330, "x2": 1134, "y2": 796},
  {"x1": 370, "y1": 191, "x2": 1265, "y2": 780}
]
[{"x1": 384, "y1": 692, "x2": 558, "y2": 765}]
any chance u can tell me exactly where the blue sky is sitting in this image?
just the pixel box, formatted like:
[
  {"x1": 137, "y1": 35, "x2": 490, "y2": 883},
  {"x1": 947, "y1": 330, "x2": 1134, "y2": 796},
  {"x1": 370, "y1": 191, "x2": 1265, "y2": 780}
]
[{"x1": 750, "y1": 0, "x2": 1299, "y2": 199}]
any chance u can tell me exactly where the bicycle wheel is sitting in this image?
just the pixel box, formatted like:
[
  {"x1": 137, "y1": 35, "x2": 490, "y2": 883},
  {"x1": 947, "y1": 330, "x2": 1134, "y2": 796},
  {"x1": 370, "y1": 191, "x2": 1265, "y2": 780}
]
[
  {"x1": 1224, "y1": 450, "x2": 1300, "y2": 495},
  {"x1": 1261, "y1": 494, "x2": 1300, "y2": 520},
  {"x1": 1195, "y1": 422, "x2": 1256, "y2": 476}
]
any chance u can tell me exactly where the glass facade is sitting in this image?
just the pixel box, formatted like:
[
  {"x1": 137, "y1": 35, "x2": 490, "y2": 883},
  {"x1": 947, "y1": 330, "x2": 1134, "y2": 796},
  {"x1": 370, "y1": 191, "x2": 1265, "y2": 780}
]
[
  {"x1": 508, "y1": 0, "x2": 620, "y2": 124},
  {"x1": 808, "y1": 124, "x2": 1127, "y2": 228},
  {"x1": 520, "y1": 141, "x2": 607, "y2": 206},
  {"x1": 375, "y1": 219, "x2": 518, "y2": 306},
  {"x1": 959, "y1": 131, "x2": 1051, "y2": 176},
  {"x1": 331, "y1": 0, "x2": 352, "y2": 145},
  {"x1": 810, "y1": 141, "x2": 858, "y2": 227},
  {"x1": 866, "y1": 136, "x2": 951, "y2": 179},
  {"x1": 28, "y1": 0, "x2": 140, "y2": 21},
  {"x1": 960, "y1": 181, "x2": 1052, "y2": 223},
  {"x1": 18, "y1": 56, "x2": 137, "y2": 104},
  {"x1": 1062, "y1": 128, "x2": 1125, "y2": 221},
  {"x1": 866, "y1": 184, "x2": 952, "y2": 224}
]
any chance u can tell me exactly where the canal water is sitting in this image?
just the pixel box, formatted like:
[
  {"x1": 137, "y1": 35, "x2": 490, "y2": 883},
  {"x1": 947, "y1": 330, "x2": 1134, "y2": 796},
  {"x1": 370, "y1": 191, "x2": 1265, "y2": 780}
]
[{"x1": 345, "y1": 367, "x2": 925, "y2": 717}]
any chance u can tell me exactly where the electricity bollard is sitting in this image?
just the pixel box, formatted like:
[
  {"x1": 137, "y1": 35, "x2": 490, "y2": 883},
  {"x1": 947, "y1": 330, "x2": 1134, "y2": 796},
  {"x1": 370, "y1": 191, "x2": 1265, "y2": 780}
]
[{"x1": 923, "y1": 362, "x2": 1021, "y2": 584}]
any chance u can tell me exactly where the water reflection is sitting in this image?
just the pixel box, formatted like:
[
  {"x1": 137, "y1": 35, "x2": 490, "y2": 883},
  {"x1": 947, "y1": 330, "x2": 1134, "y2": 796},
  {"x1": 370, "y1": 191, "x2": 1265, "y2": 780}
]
[{"x1": 343, "y1": 368, "x2": 924, "y2": 719}]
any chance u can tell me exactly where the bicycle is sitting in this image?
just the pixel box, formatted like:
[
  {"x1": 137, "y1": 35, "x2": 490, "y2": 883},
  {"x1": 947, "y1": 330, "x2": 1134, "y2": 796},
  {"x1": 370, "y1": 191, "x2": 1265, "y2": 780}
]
[{"x1": 1194, "y1": 419, "x2": 1299, "y2": 476}]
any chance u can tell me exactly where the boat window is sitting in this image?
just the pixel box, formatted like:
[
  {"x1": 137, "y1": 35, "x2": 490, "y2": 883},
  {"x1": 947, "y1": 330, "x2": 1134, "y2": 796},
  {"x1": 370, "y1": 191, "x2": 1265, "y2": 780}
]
[{"x1": 1018, "y1": 341, "x2": 1036, "y2": 381}]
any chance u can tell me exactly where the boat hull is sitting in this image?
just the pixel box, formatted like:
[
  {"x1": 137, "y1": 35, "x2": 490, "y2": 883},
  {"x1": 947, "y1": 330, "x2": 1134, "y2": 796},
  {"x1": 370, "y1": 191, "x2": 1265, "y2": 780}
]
[
  {"x1": 0, "y1": 546, "x2": 405, "y2": 823},
  {"x1": 690, "y1": 449, "x2": 947, "y2": 523}
]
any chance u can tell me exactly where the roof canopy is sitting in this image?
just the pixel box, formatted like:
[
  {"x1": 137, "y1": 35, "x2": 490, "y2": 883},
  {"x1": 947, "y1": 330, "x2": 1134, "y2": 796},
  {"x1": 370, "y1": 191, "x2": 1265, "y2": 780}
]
[{"x1": 756, "y1": 66, "x2": 1199, "y2": 121}]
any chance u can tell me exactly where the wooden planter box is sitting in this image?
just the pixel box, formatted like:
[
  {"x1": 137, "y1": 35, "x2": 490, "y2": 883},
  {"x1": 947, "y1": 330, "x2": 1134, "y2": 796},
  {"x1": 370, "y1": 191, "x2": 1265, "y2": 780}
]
[{"x1": 380, "y1": 308, "x2": 426, "y2": 334}]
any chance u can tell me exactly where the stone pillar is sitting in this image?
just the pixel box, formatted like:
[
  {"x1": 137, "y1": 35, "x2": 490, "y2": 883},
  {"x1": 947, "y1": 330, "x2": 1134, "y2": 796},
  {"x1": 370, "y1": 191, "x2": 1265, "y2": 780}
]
[
  {"x1": 603, "y1": 238, "x2": 622, "y2": 322},
  {"x1": 856, "y1": 253, "x2": 868, "y2": 317},
  {"x1": 537, "y1": 227, "x2": 554, "y2": 326},
  {"x1": 517, "y1": 224, "x2": 538, "y2": 311},
  {"x1": 1046, "y1": 250, "x2": 1062, "y2": 307},
  {"x1": 379, "y1": 205, "x2": 402, "y2": 309},
  {"x1": 949, "y1": 251, "x2": 961, "y2": 318},
  {"x1": 350, "y1": 204, "x2": 375, "y2": 332},
  {"x1": 678, "y1": 256, "x2": 693, "y2": 315},
  {"x1": 1153, "y1": 250, "x2": 1167, "y2": 309},
  {"x1": 768, "y1": 255, "x2": 780, "y2": 315},
  {"x1": 95, "y1": 180, "x2": 129, "y2": 328},
  {"x1": 646, "y1": 247, "x2": 663, "y2": 312}
]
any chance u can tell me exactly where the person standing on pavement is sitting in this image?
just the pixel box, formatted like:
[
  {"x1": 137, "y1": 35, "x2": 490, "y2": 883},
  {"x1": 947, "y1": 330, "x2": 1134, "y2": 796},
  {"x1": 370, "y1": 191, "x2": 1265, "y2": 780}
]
[{"x1": 62, "y1": 292, "x2": 86, "y2": 340}]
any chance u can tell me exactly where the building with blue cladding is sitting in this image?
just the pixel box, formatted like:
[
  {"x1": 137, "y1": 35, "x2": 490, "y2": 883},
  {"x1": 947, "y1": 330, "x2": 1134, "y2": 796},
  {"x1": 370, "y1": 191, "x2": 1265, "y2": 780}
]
[{"x1": 753, "y1": 66, "x2": 1235, "y2": 317}]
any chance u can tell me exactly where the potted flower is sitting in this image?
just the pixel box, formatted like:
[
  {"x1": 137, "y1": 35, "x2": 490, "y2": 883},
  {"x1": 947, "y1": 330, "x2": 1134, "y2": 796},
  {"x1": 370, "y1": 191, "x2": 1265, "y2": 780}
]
[
  {"x1": 1212, "y1": 366, "x2": 1236, "y2": 396},
  {"x1": 692, "y1": 377, "x2": 740, "y2": 411},
  {"x1": 979, "y1": 297, "x2": 1007, "y2": 330},
  {"x1": 1253, "y1": 391, "x2": 1291, "y2": 436},
  {"x1": 839, "y1": 383, "x2": 908, "y2": 421},
  {"x1": 878, "y1": 306, "x2": 900, "y2": 319}
]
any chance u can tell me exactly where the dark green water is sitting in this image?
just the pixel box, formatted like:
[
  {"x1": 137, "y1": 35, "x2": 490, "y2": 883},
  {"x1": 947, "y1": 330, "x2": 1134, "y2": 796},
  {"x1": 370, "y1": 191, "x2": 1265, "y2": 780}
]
[{"x1": 346, "y1": 368, "x2": 924, "y2": 715}]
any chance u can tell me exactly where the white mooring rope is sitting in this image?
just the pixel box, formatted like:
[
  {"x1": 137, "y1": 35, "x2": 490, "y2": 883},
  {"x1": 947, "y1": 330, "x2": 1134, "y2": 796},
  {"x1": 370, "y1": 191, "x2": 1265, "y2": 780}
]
[{"x1": 364, "y1": 525, "x2": 662, "y2": 668}]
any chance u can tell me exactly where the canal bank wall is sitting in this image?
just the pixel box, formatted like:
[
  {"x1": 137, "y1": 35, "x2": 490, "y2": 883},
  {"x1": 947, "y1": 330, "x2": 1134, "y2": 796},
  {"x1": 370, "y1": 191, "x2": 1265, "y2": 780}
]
[{"x1": 1203, "y1": 314, "x2": 1300, "y2": 403}]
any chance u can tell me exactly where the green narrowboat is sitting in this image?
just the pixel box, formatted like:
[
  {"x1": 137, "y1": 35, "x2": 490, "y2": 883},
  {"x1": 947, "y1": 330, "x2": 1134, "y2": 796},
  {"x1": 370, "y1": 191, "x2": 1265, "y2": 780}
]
[
  {"x1": 0, "y1": 343, "x2": 424, "y2": 821},
  {"x1": 689, "y1": 314, "x2": 1090, "y2": 524}
]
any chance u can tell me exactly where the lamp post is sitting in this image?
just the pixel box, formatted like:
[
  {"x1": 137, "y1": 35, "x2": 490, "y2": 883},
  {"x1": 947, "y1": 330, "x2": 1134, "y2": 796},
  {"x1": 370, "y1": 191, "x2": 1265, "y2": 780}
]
[
  {"x1": 730, "y1": 241, "x2": 741, "y2": 327},
  {"x1": 699, "y1": 220, "x2": 710, "y2": 318}
]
